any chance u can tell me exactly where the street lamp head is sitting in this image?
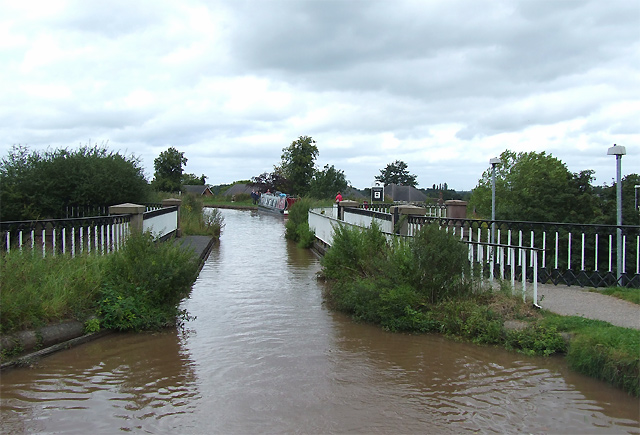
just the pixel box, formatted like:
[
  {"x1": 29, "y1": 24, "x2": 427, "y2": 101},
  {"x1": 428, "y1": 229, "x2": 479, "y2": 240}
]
[
  {"x1": 607, "y1": 144, "x2": 626, "y2": 156},
  {"x1": 489, "y1": 157, "x2": 501, "y2": 166}
]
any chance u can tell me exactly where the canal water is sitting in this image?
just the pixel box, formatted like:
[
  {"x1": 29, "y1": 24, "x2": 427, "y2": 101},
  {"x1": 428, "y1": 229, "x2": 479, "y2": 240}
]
[{"x1": 1, "y1": 209, "x2": 638, "y2": 434}]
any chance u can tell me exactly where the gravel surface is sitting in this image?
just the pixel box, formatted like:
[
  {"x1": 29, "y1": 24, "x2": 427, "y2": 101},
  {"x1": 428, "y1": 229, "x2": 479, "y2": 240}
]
[{"x1": 534, "y1": 283, "x2": 640, "y2": 330}]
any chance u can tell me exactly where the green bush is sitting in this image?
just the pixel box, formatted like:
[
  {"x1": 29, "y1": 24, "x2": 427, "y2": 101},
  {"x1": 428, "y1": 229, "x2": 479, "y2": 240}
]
[
  {"x1": 1, "y1": 231, "x2": 202, "y2": 336},
  {"x1": 285, "y1": 198, "x2": 316, "y2": 248},
  {"x1": 105, "y1": 232, "x2": 198, "y2": 305},
  {"x1": 0, "y1": 144, "x2": 150, "y2": 221},
  {"x1": 322, "y1": 222, "x2": 475, "y2": 327},
  {"x1": 407, "y1": 224, "x2": 473, "y2": 304},
  {"x1": 180, "y1": 194, "x2": 224, "y2": 237},
  {"x1": 504, "y1": 324, "x2": 567, "y2": 356},
  {"x1": 97, "y1": 232, "x2": 199, "y2": 331}
]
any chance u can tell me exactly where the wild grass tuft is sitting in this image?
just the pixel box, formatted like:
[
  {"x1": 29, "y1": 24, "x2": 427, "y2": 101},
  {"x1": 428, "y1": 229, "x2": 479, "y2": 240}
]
[
  {"x1": 0, "y1": 250, "x2": 106, "y2": 334},
  {"x1": 180, "y1": 194, "x2": 224, "y2": 237}
]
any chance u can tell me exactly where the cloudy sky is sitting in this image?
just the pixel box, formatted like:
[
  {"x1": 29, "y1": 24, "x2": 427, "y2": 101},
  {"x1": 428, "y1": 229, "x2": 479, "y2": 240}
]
[{"x1": 2, "y1": 0, "x2": 638, "y2": 190}]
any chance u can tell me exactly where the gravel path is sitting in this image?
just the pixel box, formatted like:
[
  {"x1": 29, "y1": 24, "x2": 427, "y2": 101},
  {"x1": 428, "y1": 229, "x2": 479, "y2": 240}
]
[{"x1": 534, "y1": 283, "x2": 640, "y2": 330}]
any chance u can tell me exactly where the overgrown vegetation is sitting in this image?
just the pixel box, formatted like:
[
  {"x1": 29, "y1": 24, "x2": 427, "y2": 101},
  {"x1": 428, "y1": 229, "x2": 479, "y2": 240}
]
[
  {"x1": 180, "y1": 194, "x2": 225, "y2": 237},
  {"x1": 0, "y1": 144, "x2": 150, "y2": 221},
  {"x1": 0, "y1": 250, "x2": 107, "y2": 334},
  {"x1": 320, "y1": 223, "x2": 640, "y2": 396},
  {"x1": 98, "y1": 232, "x2": 198, "y2": 331},
  {"x1": 0, "y1": 232, "x2": 200, "y2": 336},
  {"x1": 285, "y1": 198, "x2": 316, "y2": 248}
]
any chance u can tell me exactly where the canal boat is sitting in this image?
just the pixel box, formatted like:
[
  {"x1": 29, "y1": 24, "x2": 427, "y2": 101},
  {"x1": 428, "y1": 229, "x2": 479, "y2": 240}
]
[{"x1": 257, "y1": 192, "x2": 298, "y2": 216}]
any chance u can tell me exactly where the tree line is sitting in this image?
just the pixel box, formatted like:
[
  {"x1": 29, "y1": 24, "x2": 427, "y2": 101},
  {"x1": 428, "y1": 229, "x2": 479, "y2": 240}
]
[{"x1": 1, "y1": 141, "x2": 637, "y2": 225}]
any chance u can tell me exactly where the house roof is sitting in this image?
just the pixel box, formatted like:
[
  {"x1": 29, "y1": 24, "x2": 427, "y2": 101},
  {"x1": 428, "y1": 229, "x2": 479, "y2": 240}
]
[
  {"x1": 384, "y1": 184, "x2": 427, "y2": 203},
  {"x1": 183, "y1": 185, "x2": 213, "y2": 195},
  {"x1": 344, "y1": 187, "x2": 366, "y2": 200},
  {"x1": 223, "y1": 183, "x2": 254, "y2": 196}
]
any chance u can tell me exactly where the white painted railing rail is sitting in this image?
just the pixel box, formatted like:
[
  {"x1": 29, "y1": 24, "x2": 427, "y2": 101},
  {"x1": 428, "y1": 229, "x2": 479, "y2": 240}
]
[{"x1": 309, "y1": 206, "x2": 640, "y2": 288}]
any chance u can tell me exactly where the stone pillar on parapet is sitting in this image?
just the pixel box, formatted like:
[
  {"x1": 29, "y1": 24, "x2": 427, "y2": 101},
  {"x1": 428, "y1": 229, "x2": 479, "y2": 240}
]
[
  {"x1": 337, "y1": 200, "x2": 359, "y2": 221},
  {"x1": 109, "y1": 203, "x2": 146, "y2": 232},
  {"x1": 445, "y1": 200, "x2": 467, "y2": 219},
  {"x1": 390, "y1": 205, "x2": 426, "y2": 235}
]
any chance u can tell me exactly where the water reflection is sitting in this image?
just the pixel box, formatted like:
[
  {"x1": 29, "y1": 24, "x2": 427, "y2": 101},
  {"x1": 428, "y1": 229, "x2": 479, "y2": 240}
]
[
  {"x1": 328, "y1": 315, "x2": 640, "y2": 433},
  {"x1": 0, "y1": 330, "x2": 199, "y2": 433}
]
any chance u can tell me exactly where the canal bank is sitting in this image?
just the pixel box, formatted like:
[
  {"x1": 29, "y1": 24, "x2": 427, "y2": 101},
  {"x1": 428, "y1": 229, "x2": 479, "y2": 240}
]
[
  {"x1": 0, "y1": 235, "x2": 215, "y2": 370},
  {"x1": 2, "y1": 208, "x2": 637, "y2": 434}
]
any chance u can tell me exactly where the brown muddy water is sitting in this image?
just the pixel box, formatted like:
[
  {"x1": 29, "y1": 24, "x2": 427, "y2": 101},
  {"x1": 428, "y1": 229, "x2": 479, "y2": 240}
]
[{"x1": 1, "y1": 209, "x2": 638, "y2": 434}]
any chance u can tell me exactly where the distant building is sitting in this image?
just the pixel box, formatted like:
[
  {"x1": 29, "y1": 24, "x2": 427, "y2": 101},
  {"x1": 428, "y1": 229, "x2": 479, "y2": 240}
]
[
  {"x1": 384, "y1": 183, "x2": 427, "y2": 203},
  {"x1": 183, "y1": 185, "x2": 214, "y2": 196},
  {"x1": 223, "y1": 183, "x2": 254, "y2": 197}
]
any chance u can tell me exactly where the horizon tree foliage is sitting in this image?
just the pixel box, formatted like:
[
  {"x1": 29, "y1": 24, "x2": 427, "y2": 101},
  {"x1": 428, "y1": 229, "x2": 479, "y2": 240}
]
[
  {"x1": 0, "y1": 144, "x2": 149, "y2": 221},
  {"x1": 152, "y1": 147, "x2": 187, "y2": 192},
  {"x1": 309, "y1": 164, "x2": 349, "y2": 199},
  {"x1": 469, "y1": 150, "x2": 603, "y2": 223},
  {"x1": 280, "y1": 136, "x2": 319, "y2": 196},
  {"x1": 182, "y1": 173, "x2": 207, "y2": 185},
  {"x1": 598, "y1": 173, "x2": 640, "y2": 226},
  {"x1": 250, "y1": 170, "x2": 291, "y2": 193},
  {"x1": 375, "y1": 160, "x2": 418, "y2": 187}
]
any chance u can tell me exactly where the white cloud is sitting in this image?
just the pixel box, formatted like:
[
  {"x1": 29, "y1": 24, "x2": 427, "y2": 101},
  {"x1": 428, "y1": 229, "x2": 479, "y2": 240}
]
[{"x1": 0, "y1": 0, "x2": 638, "y2": 191}]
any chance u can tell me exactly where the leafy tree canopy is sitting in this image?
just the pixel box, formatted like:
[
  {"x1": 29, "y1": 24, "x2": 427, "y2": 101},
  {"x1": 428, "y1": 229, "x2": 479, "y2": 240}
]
[
  {"x1": 469, "y1": 150, "x2": 604, "y2": 223},
  {"x1": 375, "y1": 160, "x2": 418, "y2": 187},
  {"x1": 153, "y1": 147, "x2": 187, "y2": 192},
  {"x1": 597, "y1": 173, "x2": 640, "y2": 226},
  {"x1": 0, "y1": 144, "x2": 149, "y2": 221},
  {"x1": 250, "y1": 170, "x2": 290, "y2": 193},
  {"x1": 280, "y1": 136, "x2": 319, "y2": 196},
  {"x1": 309, "y1": 164, "x2": 349, "y2": 199},
  {"x1": 182, "y1": 173, "x2": 207, "y2": 185}
]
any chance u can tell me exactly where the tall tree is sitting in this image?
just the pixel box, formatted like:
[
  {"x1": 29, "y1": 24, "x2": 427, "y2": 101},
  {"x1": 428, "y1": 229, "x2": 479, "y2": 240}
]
[
  {"x1": 280, "y1": 136, "x2": 319, "y2": 196},
  {"x1": 309, "y1": 164, "x2": 349, "y2": 199},
  {"x1": 375, "y1": 160, "x2": 418, "y2": 187},
  {"x1": 469, "y1": 150, "x2": 600, "y2": 223},
  {"x1": 153, "y1": 147, "x2": 187, "y2": 192}
]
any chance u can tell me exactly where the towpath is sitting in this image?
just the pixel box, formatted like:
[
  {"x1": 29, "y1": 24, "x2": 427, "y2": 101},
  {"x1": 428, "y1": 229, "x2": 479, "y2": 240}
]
[{"x1": 535, "y1": 283, "x2": 639, "y2": 330}]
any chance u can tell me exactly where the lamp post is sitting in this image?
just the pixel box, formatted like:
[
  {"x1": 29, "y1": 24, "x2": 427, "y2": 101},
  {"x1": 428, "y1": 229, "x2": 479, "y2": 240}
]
[
  {"x1": 490, "y1": 157, "x2": 501, "y2": 246},
  {"x1": 607, "y1": 144, "x2": 626, "y2": 285}
]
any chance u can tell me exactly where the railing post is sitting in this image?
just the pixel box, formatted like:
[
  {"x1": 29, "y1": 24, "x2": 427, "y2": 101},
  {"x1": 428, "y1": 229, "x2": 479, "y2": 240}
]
[
  {"x1": 161, "y1": 198, "x2": 183, "y2": 237},
  {"x1": 337, "y1": 200, "x2": 358, "y2": 221},
  {"x1": 444, "y1": 200, "x2": 467, "y2": 219},
  {"x1": 109, "y1": 203, "x2": 146, "y2": 233},
  {"x1": 390, "y1": 205, "x2": 425, "y2": 236}
]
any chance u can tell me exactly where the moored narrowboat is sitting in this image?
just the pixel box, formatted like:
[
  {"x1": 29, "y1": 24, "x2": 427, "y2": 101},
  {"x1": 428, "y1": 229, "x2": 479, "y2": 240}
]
[{"x1": 257, "y1": 192, "x2": 298, "y2": 215}]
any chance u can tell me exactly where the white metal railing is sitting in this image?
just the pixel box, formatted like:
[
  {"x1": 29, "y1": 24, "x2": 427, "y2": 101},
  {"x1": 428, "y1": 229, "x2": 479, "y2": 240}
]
[
  {"x1": 1, "y1": 215, "x2": 131, "y2": 257},
  {"x1": 309, "y1": 207, "x2": 640, "y2": 288}
]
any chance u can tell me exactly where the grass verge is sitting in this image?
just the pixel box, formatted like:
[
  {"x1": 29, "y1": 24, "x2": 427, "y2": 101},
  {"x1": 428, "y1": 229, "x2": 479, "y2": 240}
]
[
  {"x1": 588, "y1": 287, "x2": 640, "y2": 305},
  {"x1": 1, "y1": 231, "x2": 204, "y2": 339}
]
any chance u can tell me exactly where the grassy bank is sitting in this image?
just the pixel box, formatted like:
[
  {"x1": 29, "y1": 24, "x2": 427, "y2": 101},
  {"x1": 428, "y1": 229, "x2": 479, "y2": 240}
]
[
  {"x1": 320, "y1": 223, "x2": 640, "y2": 397},
  {"x1": 0, "y1": 232, "x2": 199, "y2": 339}
]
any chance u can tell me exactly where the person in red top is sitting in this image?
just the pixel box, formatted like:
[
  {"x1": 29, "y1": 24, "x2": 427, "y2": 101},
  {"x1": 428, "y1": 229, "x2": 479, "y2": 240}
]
[{"x1": 335, "y1": 191, "x2": 343, "y2": 203}]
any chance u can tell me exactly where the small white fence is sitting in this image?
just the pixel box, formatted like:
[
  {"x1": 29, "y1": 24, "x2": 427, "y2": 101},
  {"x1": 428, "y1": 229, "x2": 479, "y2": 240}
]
[{"x1": 1, "y1": 203, "x2": 180, "y2": 257}]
